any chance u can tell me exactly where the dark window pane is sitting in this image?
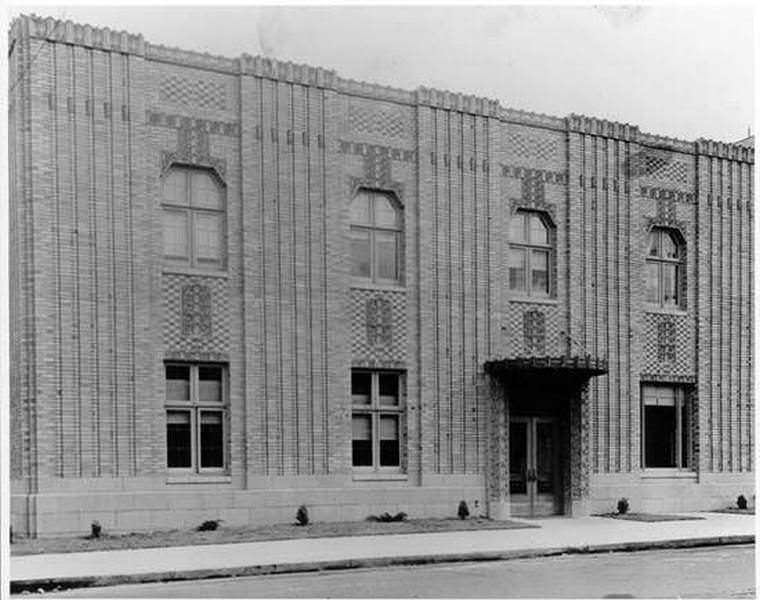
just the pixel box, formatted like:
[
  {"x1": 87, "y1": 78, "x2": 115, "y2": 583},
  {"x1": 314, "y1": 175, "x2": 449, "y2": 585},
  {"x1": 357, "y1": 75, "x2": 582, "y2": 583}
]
[
  {"x1": 351, "y1": 372, "x2": 372, "y2": 405},
  {"x1": 644, "y1": 405, "x2": 677, "y2": 468},
  {"x1": 352, "y1": 414, "x2": 372, "y2": 466},
  {"x1": 166, "y1": 365, "x2": 190, "y2": 402},
  {"x1": 200, "y1": 411, "x2": 224, "y2": 468},
  {"x1": 509, "y1": 249, "x2": 526, "y2": 291},
  {"x1": 167, "y1": 410, "x2": 192, "y2": 468},
  {"x1": 509, "y1": 421, "x2": 527, "y2": 495},
  {"x1": 350, "y1": 229, "x2": 371, "y2": 278},
  {"x1": 645, "y1": 262, "x2": 659, "y2": 303},
  {"x1": 379, "y1": 373, "x2": 398, "y2": 406},
  {"x1": 199, "y1": 366, "x2": 223, "y2": 402},
  {"x1": 379, "y1": 415, "x2": 399, "y2": 466}
]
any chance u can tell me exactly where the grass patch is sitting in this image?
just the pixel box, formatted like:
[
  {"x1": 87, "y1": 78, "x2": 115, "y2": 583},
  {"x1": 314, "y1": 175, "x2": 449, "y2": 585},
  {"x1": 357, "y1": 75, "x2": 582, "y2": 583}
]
[
  {"x1": 709, "y1": 507, "x2": 755, "y2": 515},
  {"x1": 11, "y1": 517, "x2": 537, "y2": 556},
  {"x1": 594, "y1": 512, "x2": 706, "y2": 522}
]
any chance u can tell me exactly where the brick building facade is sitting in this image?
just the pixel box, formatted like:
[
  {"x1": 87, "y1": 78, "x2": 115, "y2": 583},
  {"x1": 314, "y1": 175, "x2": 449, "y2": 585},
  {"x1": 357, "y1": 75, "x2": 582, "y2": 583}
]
[{"x1": 9, "y1": 15, "x2": 754, "y2": 536}]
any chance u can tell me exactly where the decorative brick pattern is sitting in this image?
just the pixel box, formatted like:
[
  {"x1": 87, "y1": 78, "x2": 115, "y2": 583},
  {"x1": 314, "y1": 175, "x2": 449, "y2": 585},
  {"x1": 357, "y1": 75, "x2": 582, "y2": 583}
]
[
  {"x1": 181, "y1": 283, "x2": 212, "y2": 339},
  {"x1": 349, "y1": 103, "x2": 408, "y2": 140},
  {"x1": 656, "y1": 319, "x2": 677, "y2": 362},
  {"x1": 523, "y1": 310, "x2": 546, "y2": 355},
  {"x1": 639, "y1": 184, "x2": 695, "y2": 204},
  {"x1": 510, "y1": 132, "x2": 558, "y2": 162},
  {"x1": 508, "y1": 303, "x2": 562, "y2": 357},
  {"x1": 366, "y1": 296, "x2": 393, "y2": 348},
  {"x1": 339, "y1": 140, "x2": 414, "y2": 196},
  {"x1": 569, "y1": 383, "x2": 591, "y2": 500},
  {"x1": 642, "y1": 313, "x2": 693, "y2": 377},
  {"x1": 501, "y1": 164, "x2": 568, "y2": 185},
  {"x1": 160, "y1": 75, "x2": 226, "y2": 110},
  {"x1": 351, "y1": 289, "x2": 406, "y2": 368},
  {"x1": 164, "y1": 274, "x2": 230, "y2": 360}
]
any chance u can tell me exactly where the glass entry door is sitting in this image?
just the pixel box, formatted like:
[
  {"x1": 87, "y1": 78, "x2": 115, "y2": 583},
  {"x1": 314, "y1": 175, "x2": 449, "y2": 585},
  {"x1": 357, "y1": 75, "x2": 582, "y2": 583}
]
[{"x1": 509, "y1": 416, "x2": 559, "y2": 517}]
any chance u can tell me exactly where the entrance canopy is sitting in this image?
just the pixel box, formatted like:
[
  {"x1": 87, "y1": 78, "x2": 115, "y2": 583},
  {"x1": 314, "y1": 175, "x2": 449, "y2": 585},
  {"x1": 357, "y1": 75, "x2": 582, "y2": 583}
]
[{"x1": 484, "y1": 355, "x2": 608, "y2": 386}]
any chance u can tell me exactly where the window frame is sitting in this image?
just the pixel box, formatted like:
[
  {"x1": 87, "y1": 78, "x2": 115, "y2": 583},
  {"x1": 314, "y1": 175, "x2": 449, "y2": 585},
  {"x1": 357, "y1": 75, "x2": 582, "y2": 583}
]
[
  {"x1": 165, "y1": 362, "x2": 228, "y2": 475},
  {"x1": 645, "y1": 228, "x2": 684, "y2": 309},
  {"x1": 351, "y1": 370, "x2": 405, "y2": 473},
  {"x1": 508, "y1": 210, "x2": 553, "y2": 298},
  {"x1": 349, "y1": 190, "x2": 404, "y2": 285},
  {"x1": 641, "y1": 384, "x2": 691, "y2": 471},
  {"x1": 162, "y1": 167, "x2": 226, "y2": 271}
]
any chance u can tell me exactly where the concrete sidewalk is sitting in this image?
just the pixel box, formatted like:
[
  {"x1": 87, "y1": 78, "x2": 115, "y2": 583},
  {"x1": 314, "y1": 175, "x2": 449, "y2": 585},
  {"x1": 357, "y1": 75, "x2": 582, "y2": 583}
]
[{"x1": 10, "y1": 512, "x2": 755, "y2": 592}]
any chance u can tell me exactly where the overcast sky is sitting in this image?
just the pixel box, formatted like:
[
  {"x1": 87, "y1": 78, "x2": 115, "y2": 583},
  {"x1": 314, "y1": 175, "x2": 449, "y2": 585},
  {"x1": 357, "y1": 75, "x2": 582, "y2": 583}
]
[{"x1": 8, "y1": 3, "x2": 755, "y2": 142}]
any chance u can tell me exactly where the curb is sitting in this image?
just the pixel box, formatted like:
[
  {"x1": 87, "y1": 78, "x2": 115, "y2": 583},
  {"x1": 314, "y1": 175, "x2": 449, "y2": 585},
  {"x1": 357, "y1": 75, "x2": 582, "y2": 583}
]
[{"x1": 10, "y1": 535, "x2": 754, "y2": 594}]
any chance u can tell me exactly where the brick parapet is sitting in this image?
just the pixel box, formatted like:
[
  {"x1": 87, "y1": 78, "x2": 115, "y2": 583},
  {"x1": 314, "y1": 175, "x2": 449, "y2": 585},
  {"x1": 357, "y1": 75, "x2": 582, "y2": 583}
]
[{"x1": 11, "y1": 13, "x2": 754, "y2": 158}]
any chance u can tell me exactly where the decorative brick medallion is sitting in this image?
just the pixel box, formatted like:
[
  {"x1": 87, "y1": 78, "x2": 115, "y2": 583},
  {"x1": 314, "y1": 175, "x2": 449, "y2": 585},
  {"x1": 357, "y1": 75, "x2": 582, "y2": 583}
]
[
  {"x1": 366, "y1": 296, "x2": 393, "y2": 348},
  {"x1": 523, "y1": 310, "x2": 546, "y2": 355},
  {"x1": 181, "y1": 283, "x2": 212, "y2": 339}
]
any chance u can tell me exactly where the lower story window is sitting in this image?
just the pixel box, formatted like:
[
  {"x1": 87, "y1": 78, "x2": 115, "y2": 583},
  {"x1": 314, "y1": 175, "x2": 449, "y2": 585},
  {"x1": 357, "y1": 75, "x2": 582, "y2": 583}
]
[
  {"x1": 351, "y1": 370, "x2": 405, "y2": 471},
  {"x1": 642, "y1": 384, "x2": 691, "y2": 469},
  {"x1": 165, "y1": 363, "x2": 227, "y2": 472}
]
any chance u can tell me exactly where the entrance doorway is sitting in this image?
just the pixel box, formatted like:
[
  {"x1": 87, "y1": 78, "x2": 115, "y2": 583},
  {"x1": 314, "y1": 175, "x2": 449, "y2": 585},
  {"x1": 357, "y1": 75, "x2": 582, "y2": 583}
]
[{"x1": 509, "y1": 416, "x2": 560, "y2": 517}]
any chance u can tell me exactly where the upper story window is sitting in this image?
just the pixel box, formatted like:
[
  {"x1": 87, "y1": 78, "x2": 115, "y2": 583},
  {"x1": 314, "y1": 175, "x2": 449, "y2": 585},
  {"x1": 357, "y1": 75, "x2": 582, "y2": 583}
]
[
  {"x1": 509, "y1": 210, "x2": 552, "y2": 297},
  {"x1": 646, "y1": 228, "x2": 683, "y2": 308},
  {"x1": 162, "y1": 167, "x2": 225, "y2": 270},
  {"x1": 350, "y1": 190, "x2": 403, "y2": 285}
]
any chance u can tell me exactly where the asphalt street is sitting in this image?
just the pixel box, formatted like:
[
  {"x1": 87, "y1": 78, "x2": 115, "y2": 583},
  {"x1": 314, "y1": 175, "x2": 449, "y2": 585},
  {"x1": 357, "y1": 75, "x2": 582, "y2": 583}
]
[{"x1": 43, "y1": 544, "x2": 754, "y2": 598}]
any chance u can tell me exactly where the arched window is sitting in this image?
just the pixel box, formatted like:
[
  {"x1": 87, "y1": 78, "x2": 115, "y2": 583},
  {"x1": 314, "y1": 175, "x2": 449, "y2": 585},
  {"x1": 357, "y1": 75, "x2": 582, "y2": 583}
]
[
  {"x1": 646, "y1": 228, "x2": 683, "y2": 308},
  {"x1": 509, "y1": 210, "x2": 552, "y2": 297},
  {"x1": 162, "y1": 167, "x2": 225, "y2": 270},
  {"x1": 350, "y1": 190, "x2": 403, "y2": 284}
]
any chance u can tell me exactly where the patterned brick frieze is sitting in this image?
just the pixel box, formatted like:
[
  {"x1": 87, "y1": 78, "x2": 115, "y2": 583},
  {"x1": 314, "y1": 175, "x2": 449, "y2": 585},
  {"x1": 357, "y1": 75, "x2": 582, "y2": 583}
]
[
  {"x1": 510, "y1": 132, "x2": 558, "y2": 162},
  {"x1": 160, "y1": 75, "x2": 227, "y2": 111},
  {"x1": 148, "y1": 111, "x2": 231, "y2": 180},
  {"x1": 349, "y1": 102, "x2": 409, "y2": 140},
  {"x1": 501, "y1": 164, "x2": 567, "y2": 185},
  {"x1": 339, "y1": 140, "x2": 413, "y2": 195},
  {"x1": 639, "y1": 184, "x2": 695, "y2": 204}
]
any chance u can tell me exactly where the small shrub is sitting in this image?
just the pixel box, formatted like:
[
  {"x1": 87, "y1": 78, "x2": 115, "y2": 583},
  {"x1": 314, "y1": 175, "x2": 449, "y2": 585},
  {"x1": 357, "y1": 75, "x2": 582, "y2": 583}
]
[
  {"x1": 457, "y1": 500, "x2": 470, "y2": 520},
  {"x1": 90, "y1": 520, "x2": 102, "y2": 539},
  {"x1": 296, "y1": 505, "x2": 309, "y2": 526},
  {"x1": 616, "y1": 498, "x2": 629, "y2": 515},
  {"x1": 737, "y1": 495, "x2": 748, "y2": 510},
  {"x1": 9, "y1": 526, "x2": 13, "y2": 544},
  {"x1": 197, "y1": 519, "x2": 223, "y2": 532},
  {"x1": 368, "y1": 511, "x2": 407, "y2": 522}
]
